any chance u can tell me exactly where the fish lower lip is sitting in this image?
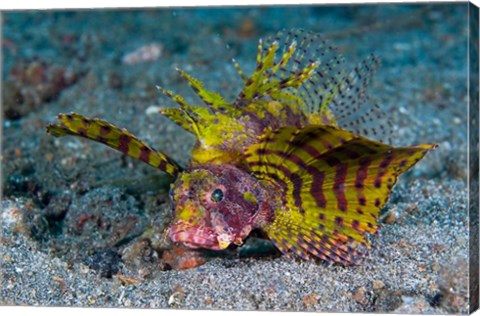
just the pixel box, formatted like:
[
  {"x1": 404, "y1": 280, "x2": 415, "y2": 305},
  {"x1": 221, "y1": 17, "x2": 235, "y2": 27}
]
[
  {"x1": 182, "y1": 242, "x2": 222, "y2": 251},
  {"x1": 169, "y1": 224, "x2": 222, "y2": 250}
]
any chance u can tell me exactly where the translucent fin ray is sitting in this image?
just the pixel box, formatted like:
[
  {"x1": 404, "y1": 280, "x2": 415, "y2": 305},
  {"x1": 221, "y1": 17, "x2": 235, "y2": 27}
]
[
  {"x1": 330, "y1": 54, "x2": 393, "y2": 143},
  {"x1": 237, "y1": 29, "x2": 394, "y2": 142}
]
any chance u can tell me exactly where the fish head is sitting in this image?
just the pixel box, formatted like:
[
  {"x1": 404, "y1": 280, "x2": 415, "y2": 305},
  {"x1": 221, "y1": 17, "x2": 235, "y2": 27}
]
[{"x1": 167, "y1": 164, "x2": 266, "y2": 250}]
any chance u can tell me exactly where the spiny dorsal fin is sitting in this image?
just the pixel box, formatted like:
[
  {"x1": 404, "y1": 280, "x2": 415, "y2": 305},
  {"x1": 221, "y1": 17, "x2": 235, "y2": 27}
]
[
  {"x1": 256, "y1": 29, "x2": 345, "y2": 113},
  {"x1": 244, "y1": 125, "x2": 436, "y2": 264},
  {"x1": 237, "y1": 29, "x2": 393, "y2": 143},
  {"x1": 156, "y1": 70, "x2": 241, "y2": 138},
  {"x1": 156, "y1": 85, "x2": 203, "y2": 136},
  {"x1": 329, "y1": 54, "x2": 393, "y2": 144},
  {"x1": 234, "y1": 32, "x2": 321, "y2": 108},
  {"x1": 46, "y1": 113, "x2": 182, "y2": 177},
  {"x1": 175, "y1": 67, "x2": 231, "y2": 113}
]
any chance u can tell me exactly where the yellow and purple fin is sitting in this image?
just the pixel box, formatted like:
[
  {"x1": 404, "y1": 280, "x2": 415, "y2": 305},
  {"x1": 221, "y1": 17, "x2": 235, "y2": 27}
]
[
  {"x1": 235, "y1": 29, "x2": 393, "y2": 143},
  {"x1": 46, "y1": 112, "x2": 182, "y2": 177},
  {"x1": 233, "y1": 32, "x2": 322, "y2": 109},
  {"x1": 156, "y1": 69, "x2": 241, "y2": 139},
  {"x1": 244, "y1": 124, "x2": 436, "y2": 264}
]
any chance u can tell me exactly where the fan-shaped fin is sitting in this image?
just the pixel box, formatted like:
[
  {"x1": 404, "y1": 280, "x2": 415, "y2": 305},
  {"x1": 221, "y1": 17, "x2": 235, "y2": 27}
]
[{"x1": 245, "y1": 124, "x2": 436, "y2": 264}]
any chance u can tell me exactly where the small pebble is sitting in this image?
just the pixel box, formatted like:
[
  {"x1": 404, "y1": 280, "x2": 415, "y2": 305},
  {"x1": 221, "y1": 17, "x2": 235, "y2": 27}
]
[
  {"x1": 393, "y1": 42, "x2": 411, "y2": 51},
  {"x1": 122, "y1": 43, "x2": 163, "y2": 65},
  {"x1": 352, "y1": 287, "x2": 366, "y2": 303},
  {"x1": 302, "y1": 293, "x2": 318, "y2": 307},
  {"x1": 382, "y1": 210, "x2": 398, "y2": 224},
  {"x1": 145, "y1": 105, "x2": 161, "y2": 115},
  {"x1": 373, "y1": 280, "x2": 385, "y2": 290}
]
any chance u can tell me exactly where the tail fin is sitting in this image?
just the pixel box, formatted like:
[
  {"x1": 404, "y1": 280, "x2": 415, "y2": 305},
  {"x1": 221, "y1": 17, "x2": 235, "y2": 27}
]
[{"x1": 46, "y1": 113, "x2": 182, "y2": 177}]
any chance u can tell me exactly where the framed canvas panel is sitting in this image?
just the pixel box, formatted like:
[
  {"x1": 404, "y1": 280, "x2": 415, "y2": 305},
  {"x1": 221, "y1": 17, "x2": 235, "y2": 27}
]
[{"x1": 1, "y1": 1, "x2": 479, "y2": 314}]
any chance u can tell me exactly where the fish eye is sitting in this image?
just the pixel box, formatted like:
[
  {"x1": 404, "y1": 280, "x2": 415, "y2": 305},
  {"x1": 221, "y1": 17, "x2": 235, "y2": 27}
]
[{"x1": 211, "y1": 188, "x2": 224, "y2": 203}]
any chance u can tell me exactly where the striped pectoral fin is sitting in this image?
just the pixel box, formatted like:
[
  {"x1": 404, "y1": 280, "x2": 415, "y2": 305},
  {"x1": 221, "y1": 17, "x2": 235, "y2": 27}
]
[
  {"x1": 46, "y1": 113, "x2": 182, "y2": 177},
  {"x1": 353, "y1": 142, "x2": 437, "y2": 212},
  {"x1": 264, "y1": 212, "x2": 365, "y2": 265},
  {"x1": 311, "y1": 142, "x2": 437, "y2": 263},
  {"x1": 297, "y1": 139, "x2": 436, "y2": 262},
  {"x1": 388, "y1": 143, "x2": 438, "y2": 174},
  {"x1": 246, "y1": 124, "x2": 436, "y2": 264}
]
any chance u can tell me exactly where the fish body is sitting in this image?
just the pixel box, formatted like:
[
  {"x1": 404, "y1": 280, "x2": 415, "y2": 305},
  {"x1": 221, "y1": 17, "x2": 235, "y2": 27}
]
[{"x1": 47, "y1": 29, "x2": 436, "y2": 265}]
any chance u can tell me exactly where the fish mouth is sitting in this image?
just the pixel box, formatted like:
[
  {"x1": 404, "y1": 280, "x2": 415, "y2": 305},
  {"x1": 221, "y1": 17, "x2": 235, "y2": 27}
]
[{"x1": 168, "y1": 222, "x2": 227, "y2": 251}]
